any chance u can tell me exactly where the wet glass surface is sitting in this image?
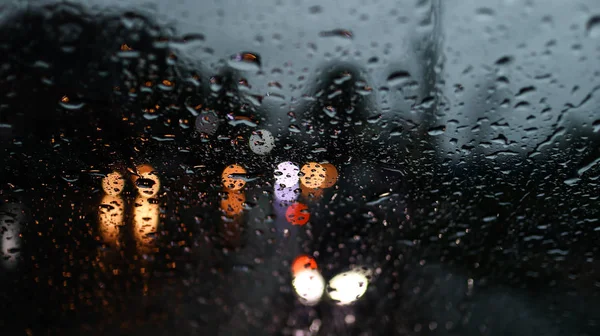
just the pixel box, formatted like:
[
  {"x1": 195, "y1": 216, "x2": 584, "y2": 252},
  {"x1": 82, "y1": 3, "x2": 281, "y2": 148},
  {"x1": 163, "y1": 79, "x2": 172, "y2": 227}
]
[{"x1": 1, "y1": 0, "x2": 600, "y2": 335}]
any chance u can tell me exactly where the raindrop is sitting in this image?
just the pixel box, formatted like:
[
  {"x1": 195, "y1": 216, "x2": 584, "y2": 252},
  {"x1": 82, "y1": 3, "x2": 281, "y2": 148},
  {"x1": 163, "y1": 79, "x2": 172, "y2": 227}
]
[
  {"x1": 586, "y1": 15, "x2": 600, "y2": 38},
  {"x1": 592, "y1": 119, "x2": 600, "y2": 132},
  {"x1": 170, "y1": 33, "x2": 205, "y2": 45},
  {"x1": 515, "y1": 86, "x2": 536, "y2": 98},
  {"x1": 386, "y1": 70, "x2": 412, "y2": 87},
  {"x1": 427, "y1": 125, "x2": 446, "y2": 136},
  {"x1": 318, "y1": 29, "x2": 353, "y2": 39},
  {"x1": 309, "y1": 5, "x2": 323, "y2": 14},
  {"x1": 59, "y1": 96, "x2": 85, "y2": 110},
  {"x1": 228, "y1": 52, "x2": 261, "y2": 71},
  {"x1": 495, "y1": 55, "x2": 514, "y2": 66},
  {"x1": 323, "y1": 106, "x2": 337, "y2": 118},
  {"x1": 475, "y1": 7, "x2": 495, "y2": 21}
]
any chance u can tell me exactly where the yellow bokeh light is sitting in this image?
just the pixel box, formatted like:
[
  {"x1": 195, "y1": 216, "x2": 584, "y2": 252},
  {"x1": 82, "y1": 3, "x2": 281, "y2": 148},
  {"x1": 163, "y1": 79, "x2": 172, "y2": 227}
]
[
  {"x1": 292, "y1": 269, "x2": 325, "y2": 306},
  {"x1": 132, "y1": 196, "x2": 160, "y2": 252},
  {"x1": 98, "y1": 194, "x2": 124, "y2": 245},
  {"x1": 133, "y1": 166, "x2": 160, "y2": 198},
  {"x1": 327, "y1": 269, "x2": 370, "y2": 305},
  {"x1": 101, "y1": 171, "x2": 125, "y2": 196}
]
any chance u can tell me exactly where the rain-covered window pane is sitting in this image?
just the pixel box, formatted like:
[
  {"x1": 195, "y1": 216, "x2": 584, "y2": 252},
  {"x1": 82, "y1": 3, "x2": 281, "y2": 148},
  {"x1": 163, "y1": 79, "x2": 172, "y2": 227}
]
[{"x1": 1, "y1": 0, "x2": 600, "y2": 335}]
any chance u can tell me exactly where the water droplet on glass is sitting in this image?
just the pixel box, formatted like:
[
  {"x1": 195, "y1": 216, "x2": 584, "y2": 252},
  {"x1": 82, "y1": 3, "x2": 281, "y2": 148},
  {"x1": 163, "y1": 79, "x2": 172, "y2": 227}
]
[
  {"x1": 586, "y1": 15, "x2": 600, "y2": 38},
  {"x1": 427, "y1": 125, "x2": 446, "y2": 136},
  {"x1": 475, "y1": 7, "x2": 495, "y2": 21},
  {"x1": 228, "y1": 52, "x2": 261, "y2": 71},
  {"x1": 495, "y1": 55, "x2": 514, "y2": 66},
  {"x1": 319, "y1": 29, "x2": 353, "y2": 39},
  {"x1": 386, "y1": 70, "x2": 412, "y2": 87},
  {"x1": 59, "y1": 96, "x2": 85, "y2": 110},
  {"x1": 309, "y1": 5, "x2": 323, "y2": 14}
]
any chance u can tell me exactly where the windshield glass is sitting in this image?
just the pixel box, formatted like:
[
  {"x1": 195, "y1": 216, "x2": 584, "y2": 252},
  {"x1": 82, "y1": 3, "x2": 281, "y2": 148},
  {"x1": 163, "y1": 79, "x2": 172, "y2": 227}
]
[{"x1": 1, "y1": 0, "x2": 599, "y2": 335}]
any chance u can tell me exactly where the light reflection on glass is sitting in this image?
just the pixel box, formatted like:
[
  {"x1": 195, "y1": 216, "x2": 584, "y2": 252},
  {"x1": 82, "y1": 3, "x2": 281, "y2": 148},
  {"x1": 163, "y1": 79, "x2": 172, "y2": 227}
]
[
  {"x1": 101, "y1": 171, "x2": 125, "y2": 196},
  {"x1": 132, "y1": 196, "x2": 160, "y2": 253},
  {"x1": 0, "y1": 203, "x2": 23, "y2": 270},
  {"x1": 292, "y1": 269, "x2": 325, "y2": 306},
  {"x1": 222, "y1": 164, "x2": 247, "y2": 191},
  {"x1": 274, "y1": 161, "x2": 300, "y2": 188},
  {"x1": 285, "y1": 202, "x2": 310, "y2": 226},
  {"x1": 98, "y1": 194, "x2": 124, "y2": 245},
  {"x1": 326, "y1": 269, "x2": 370, "y2": 305}
]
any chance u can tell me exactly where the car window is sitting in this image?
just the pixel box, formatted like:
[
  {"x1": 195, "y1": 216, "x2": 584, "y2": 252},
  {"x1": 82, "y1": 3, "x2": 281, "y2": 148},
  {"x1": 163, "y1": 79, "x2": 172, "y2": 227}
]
[{"x1": 1, "y1": 0, "x2": 600, "y2": 335}]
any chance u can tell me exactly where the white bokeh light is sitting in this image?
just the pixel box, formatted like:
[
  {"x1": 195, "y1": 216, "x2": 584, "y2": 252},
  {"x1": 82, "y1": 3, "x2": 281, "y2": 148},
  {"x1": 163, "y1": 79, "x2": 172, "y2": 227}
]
[
  {"x1": 274, "y1": 161, "x2": 300, "y2": 188},
  {"x1": 249, "y1": 129, "x2": 275, "y2": 155},
  {"x1": 0, "y1": 203, "x2": 23, "y2": 270},
  {"x1": 293, "y1": 269, "x2": 325, "y2": 306},
  {"x1": 274, "y1": 182, "x2": 300, "y2": 205},
  {"x1": 327, "y1": 270, "x2": 370, "y2": 305}
]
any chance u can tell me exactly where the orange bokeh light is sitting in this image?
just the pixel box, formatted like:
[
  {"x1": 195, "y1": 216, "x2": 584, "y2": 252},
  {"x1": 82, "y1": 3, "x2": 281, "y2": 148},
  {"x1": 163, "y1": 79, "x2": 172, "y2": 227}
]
[
  {"x1": 132, "y1": 164, "x2": 154, "y2": 181},
  {"x1": 300, "y1": 162, "x2": 326, "y2": 189},
  {"x1": 291, "y1": 255, "x2": 318, "y2": 276},
  {"x1": 320, "y1": 163, "x2": 338, "y2": 188},
  {"x1": 220, "y1": 190, "x2": 246, "y2": 217},
  {"x1": 222, "y1": 164, "x2": 247, "y2": 190},
  {"x1": 285, "y1": 202, "x2": 310, "y2": 226},
  {"x1": 98, "y1": 194, "x2": 124, "y2": 245},
  {"x1": 133, "y1": 195, "x2": 160, "y2": 253}
]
